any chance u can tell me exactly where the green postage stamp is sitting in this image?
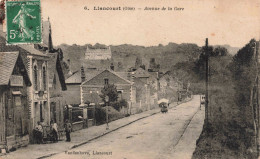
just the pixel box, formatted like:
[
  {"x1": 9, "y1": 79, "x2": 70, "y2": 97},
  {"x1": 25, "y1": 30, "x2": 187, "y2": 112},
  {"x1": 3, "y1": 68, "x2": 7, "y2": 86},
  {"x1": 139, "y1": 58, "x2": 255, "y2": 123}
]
[{"x1": 6, "y1": 0, "x2": 42, "y2": 44}]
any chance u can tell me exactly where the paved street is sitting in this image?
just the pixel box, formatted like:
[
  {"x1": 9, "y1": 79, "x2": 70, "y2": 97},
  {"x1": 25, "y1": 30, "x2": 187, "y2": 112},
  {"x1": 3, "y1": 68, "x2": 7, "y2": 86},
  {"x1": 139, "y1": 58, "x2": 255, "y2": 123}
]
[{"x1": 50, "y1": 96, "x2": 204, "y2": 159}]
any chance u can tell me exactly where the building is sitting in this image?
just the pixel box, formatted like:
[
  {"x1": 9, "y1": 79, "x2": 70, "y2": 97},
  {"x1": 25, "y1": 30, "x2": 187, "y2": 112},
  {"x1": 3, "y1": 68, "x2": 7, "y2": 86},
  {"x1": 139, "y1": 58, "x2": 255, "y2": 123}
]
[
  {"x1": 35, "y1": 18, "x2": 67, "y2": 128},
  {"x1": 0, "y1": 18, "x2": 67, "y2": 143},
  {"x1": 158, "y1": 72, "x2": 181, "y2": 102},
  {"x1": 115, "y1": 68, "x2": 159, "y2": 113},
  {"x1": 0, "y1": 52, "x2": 32, "y2": 151},
  {"x1": 80, "y1": 69, "x2": 135, "y2": 107},
  {"x1": 64, "y1": 67, "x2": 99, "y2": 105},
  {"x1": 64, "y1": 70, "x2": 83, "y2": 105},
  {"x1": 130, "y1": 67, "x2": 160, "y2": 112},
  {"x1": 131, "y1": 68, "x2": 151, "y2": 111},
  {"x1": 147, "y1": 70, "x2": 159, "y2": 108},
  {"x1": 85, "y1": 46, "x2": 111, "y2": 60},
  {"x1": 0, "y1": 27, "x2": 51, "y2": 143},
  {"x1": 48, "y1": 53, "x2": 67, "y2": 128}
]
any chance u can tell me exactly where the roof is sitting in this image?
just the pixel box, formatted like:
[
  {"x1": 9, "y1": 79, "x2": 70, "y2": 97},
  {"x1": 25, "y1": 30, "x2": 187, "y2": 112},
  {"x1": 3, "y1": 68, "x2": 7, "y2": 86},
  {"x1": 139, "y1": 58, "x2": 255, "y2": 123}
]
[
  {"x1": 48, "y1": 53, "x2": 67, "y2": 90},
  {"x1": 133, "y1": 68, "x2": 150, "y2": 78},
  {"x1": 65, "y1": 71, "x2": 81, "y2": 84},
  {"x1": 81, "y1": 69, "x2": 132, "y2": 86},
  {"x1": 0, "y1": 52, "x2": 19, "y2": 85},
  {"x1": 65, "y1": 68, "x2": 100, "y2": 84},
  {"x1": 48, "y1": 53, "x2": 58, "y2": 85},
  {"x1": 18, "y1": 44, "x2": 48, "y2": 57},
  {"x1": 0, "y1": 52, "x2": 31, "y2": 86},
  {"x1": 116, "y1": 72, "x2": 129, "y2": 80}
]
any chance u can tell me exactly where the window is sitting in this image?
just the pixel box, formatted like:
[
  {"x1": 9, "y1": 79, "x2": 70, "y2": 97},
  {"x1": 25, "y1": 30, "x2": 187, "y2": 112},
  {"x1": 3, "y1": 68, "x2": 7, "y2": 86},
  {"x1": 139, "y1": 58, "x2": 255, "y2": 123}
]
[
  {"x1": 118, "y1": 91, "x2": 123, "y2": 100},
  {"x1": 43, "y1": 66, "x2": 47, "y2": 91},
  {"x1": 40, "y1": 103, "x2": 43, "y2": 122},
  {"x1": 34, "y1": 65, "x2": 38, "y2": 90},
  {"x1": 104, "y1": 78, "x2": 109, "y2": 85},
  {"x1": 50, "y1": 102, "x2": 56, "y2": 122},
  {"x1": 53, "y1": 75, "x2": 57, "y2": 89}
]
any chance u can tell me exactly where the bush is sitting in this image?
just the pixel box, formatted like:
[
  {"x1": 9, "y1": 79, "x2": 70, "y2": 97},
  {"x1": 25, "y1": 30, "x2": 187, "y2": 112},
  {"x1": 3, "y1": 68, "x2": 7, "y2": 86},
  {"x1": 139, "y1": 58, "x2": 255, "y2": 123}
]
[
  {"x1": 95, "y1": 105, "x2": 106, "y2": 125},
  {"x1": 111, "y1": 99, "x2": 128, "y2": 111},
  {"x1": 111, "y1": 102, "x2": 120, "y2": 111},
  {"x1": 95, "y1": 106, "x2": 125, "y2": 125}
]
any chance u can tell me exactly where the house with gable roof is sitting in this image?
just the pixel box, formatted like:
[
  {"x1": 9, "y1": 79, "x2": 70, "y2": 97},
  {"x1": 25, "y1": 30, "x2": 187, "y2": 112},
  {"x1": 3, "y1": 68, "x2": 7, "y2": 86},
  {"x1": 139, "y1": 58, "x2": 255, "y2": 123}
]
[
  {"x1": 80, "y1": 69, "x2": 136, "y2": 107},
  {"x1": 63, "y1": 67, "x2": 100, "y2": 105},
  {"x1": 0, "y1": 52, "x2": 32, "y2": 151},
  {"x1": 0, "y1": 18, "x2": 67, "y2": 143}
]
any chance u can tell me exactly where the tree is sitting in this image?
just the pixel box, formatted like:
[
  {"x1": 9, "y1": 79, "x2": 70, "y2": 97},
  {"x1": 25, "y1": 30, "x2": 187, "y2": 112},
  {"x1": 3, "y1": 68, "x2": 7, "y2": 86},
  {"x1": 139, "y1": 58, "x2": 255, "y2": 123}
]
[
  {"x1": 230, "y1": 39, "x2": 256, "y2": 110},
  {"x1": 99, "y1": 84, "x2": 118, "y2": 105},
  {"x1": 212, "y1": 47, "x2": 228, "y2": 56},
  {"x1": 135, "y1": 57, "x2": 142, "y2": 69}
]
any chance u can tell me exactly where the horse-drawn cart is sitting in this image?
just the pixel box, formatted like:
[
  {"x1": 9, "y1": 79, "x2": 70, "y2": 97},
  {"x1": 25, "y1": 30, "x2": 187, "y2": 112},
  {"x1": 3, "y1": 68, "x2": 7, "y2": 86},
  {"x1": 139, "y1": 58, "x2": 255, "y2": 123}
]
[{"x1": 158, "y1": 98, "x2": 169, "y2": 113}]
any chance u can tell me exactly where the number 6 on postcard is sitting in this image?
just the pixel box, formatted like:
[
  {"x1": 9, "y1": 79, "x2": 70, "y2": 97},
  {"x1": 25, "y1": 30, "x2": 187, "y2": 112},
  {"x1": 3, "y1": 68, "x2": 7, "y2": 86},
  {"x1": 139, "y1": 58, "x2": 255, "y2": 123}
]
[{"x1": 6, "y1": 0, "x2": 42, "y2": 44}]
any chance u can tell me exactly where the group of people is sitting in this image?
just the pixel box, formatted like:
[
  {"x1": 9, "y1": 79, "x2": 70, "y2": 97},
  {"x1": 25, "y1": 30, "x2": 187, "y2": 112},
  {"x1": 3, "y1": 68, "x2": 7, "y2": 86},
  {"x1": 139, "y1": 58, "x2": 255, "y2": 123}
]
[{"x1": 33, "y1": 119, "x2": 72, "y2": 144}]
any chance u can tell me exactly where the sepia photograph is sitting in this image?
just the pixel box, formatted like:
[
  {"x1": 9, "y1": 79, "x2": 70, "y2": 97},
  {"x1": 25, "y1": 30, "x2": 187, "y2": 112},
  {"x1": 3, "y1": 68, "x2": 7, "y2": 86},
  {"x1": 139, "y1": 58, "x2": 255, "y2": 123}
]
[{"x1": 0, "y1": 0, "x2": 260, "y2": 158}]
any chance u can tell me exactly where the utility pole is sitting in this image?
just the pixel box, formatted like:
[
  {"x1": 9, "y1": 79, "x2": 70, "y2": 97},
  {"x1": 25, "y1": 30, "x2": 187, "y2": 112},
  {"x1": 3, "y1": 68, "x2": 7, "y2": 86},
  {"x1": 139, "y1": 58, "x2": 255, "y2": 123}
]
[
  {"x1": 254, "y1": 41, "x2": 259, "y2": 156},
  {"x1": 205, "y1": 38, "x2": 209, "y2": 129},
  {"x1": 105, "y1": 96, "x2": 109, "y2": 130}
]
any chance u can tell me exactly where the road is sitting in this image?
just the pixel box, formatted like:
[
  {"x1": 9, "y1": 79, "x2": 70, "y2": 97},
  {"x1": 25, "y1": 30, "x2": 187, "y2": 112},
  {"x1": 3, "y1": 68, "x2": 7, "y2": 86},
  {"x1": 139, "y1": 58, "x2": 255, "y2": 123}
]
[{"x1": 49, "y1": 96, "x2": 204, "y2": 159}]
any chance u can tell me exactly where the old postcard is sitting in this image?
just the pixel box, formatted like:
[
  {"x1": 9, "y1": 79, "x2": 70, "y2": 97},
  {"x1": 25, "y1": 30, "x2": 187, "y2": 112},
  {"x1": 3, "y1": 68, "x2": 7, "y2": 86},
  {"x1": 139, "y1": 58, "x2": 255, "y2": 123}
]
[{"x1": 0, "y1": 0, "x2": 259, "y2": 159}]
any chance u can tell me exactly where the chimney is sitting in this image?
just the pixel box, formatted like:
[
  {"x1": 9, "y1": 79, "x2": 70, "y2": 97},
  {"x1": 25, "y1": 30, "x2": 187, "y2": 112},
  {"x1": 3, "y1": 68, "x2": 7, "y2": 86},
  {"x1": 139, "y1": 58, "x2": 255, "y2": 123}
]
[
  {"x1": 81, "y1": 66, "x2": 86, "y2": 83},
  {"x1": 46, "y1": 17, "x2": 53, "y2": 53},
  {"x1": 110, "y1": 63, "x2": 114, "y2": 71},
  {"x1": 67, "y1": 59, "x2": 72, "y2": 76}
]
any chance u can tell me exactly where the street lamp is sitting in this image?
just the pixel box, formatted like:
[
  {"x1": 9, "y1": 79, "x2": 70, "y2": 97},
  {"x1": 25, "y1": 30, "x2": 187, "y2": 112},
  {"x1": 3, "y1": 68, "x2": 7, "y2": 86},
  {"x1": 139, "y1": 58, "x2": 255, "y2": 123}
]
[{"x1": 105, "y1": 96, "x2": 109, "y2": 130}]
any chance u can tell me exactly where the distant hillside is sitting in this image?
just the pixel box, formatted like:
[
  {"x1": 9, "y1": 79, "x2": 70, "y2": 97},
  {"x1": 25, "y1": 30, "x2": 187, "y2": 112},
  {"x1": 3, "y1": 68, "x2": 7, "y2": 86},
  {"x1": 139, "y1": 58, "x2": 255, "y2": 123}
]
[
  {"x1": 58, "y1": 43, "x2": 203, "y2": 73},
  {"x1": 57, "y1": 43, "x2": 238, "y2": 74}
]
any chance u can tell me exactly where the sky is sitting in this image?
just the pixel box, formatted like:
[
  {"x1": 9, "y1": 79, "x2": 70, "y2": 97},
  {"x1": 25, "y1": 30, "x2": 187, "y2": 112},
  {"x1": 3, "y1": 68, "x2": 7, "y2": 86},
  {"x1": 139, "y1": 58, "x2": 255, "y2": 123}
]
[{"x1": 41, "y1": 0, "x2": 260, "y2": 47}]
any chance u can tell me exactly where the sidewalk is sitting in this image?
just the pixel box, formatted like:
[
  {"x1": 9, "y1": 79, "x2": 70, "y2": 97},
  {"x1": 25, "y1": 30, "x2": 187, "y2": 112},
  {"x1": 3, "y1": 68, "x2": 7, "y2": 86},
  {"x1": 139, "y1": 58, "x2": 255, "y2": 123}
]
[
  {"x1": 169, "y1": 106, "x2": 205, "y2": 159},
  {"x1": 0, "y1": 99, "x2": 191, "y2": 159}
]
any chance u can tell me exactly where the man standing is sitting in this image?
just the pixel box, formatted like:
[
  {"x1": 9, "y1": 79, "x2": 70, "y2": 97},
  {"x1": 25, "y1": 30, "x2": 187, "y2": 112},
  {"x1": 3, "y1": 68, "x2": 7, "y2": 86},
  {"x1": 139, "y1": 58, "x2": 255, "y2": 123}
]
[{"x1": 65, "y1": 120, "x2": 72, "y2": 142}]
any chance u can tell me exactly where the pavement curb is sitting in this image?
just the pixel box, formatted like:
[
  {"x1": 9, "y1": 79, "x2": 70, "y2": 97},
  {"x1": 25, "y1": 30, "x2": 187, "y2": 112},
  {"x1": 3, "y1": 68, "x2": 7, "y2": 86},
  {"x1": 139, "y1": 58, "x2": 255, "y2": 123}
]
[
  {"x1": 37, "y1": 110, "x2": 161, "y2": 159},
  {"x1": 37, "y1": 96, "x2": 193, "y2": 159}
]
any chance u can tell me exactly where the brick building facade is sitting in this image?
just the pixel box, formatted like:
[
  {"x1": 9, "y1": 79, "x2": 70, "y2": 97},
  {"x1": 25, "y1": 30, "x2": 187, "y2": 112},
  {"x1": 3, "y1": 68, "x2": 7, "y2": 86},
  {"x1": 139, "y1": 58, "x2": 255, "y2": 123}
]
[{"x1": 80, "y1": 70, "x2": 135, "y2": 107}]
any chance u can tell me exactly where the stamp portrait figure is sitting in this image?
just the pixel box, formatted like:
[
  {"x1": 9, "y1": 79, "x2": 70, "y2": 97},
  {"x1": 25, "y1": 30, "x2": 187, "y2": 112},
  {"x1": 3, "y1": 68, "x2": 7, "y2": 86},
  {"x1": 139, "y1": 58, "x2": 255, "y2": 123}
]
[
  {"x1": 12, "y1": 4, "x2": 36, "y2": 41},
  {"x1": 6, "y1": 0, "x2": 42, "y2": 44}
]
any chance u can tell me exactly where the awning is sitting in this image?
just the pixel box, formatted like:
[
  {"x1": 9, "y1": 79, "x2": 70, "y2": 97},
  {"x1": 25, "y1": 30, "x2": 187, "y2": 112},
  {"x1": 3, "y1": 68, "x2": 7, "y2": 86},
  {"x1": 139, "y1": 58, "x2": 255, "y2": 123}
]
[{"x1": 158, "y1": 98, "x2": 169, "y2": 104}]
